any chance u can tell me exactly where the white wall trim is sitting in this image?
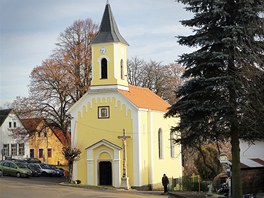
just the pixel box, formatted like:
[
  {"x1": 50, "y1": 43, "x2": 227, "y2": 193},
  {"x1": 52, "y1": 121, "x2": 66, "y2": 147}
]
[
  {"x1": 133, "y1": 111, "x2": 141, "y2": 186},
  {"x1": 148, "y1": 111, "x2": 154, "y2": 185},
  {"x1": 86, "y1": 141, "x2": 121, "y2": 187}
]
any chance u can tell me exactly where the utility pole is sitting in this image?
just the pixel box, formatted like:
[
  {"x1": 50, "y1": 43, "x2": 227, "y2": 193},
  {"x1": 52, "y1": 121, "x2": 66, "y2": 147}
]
[{"x1": 118, "y1": 129, "x2": 131, "y2": 189}]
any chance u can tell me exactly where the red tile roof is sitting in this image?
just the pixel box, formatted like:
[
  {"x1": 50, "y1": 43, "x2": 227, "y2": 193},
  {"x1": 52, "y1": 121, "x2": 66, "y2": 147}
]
[
  {"x1": 21, "y1": 118, "x2": 70, "y2": 146},
  {"x1": 118, "y1": 85, "x2": 170, "y2": 112},
  {"x1": 21, "y1": 118, "x2": 42, "y2": 131},
  {"x1": 251, "y1": 158, "x2": 264, "y2": 166},
  {"x1": 51, "y1": 127, "x2": 71, "y2": 147},
  {"x1": 240, "y1": 162, "x2": 249, "y2": 169}
]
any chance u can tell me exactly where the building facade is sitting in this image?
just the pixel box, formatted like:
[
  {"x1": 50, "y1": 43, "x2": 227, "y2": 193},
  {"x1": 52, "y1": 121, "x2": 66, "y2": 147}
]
[
  {"x1": 0, "y1": 109, "x2": 29, "y2": 160},
  {"x1": 22, "y1": 118, "x2": 69, "y2": 165},
  {"x1": 69, "y1": 3, "x2": 182, "y2": 189}
]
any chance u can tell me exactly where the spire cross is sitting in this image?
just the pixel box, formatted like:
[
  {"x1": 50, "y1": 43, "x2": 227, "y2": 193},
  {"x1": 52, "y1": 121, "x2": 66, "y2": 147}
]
[{"x1": 118, "y1": 129, "x2": 131, "y2": 178}]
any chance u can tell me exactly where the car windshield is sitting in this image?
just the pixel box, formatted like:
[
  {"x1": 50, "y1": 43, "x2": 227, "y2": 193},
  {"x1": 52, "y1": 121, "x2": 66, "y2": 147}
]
[
  {"x1": 40, "y1": 164, "x2": 50, "y2": 169},
  {"x1": 16, "y1": 163, "x2": 28, "y2": 168},
  {"x1": 50, "y1": 165, "x2": 58, "y2": 169},
  {"x1": 30, "y1": 164, "x2": 40, "y2": 168}
]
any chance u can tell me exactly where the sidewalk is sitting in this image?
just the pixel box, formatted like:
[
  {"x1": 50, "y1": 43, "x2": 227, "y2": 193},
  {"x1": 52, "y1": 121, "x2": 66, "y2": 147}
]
[
  {"x1": 168, "y1": 192, "x2": 225, "y2": 198},
  {"x1": 169, "y1": 192, "x2": 264, "y2": 198}
]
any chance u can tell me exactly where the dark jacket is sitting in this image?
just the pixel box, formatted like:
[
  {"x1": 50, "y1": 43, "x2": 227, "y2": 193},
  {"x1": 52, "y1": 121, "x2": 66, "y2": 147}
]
[{"x1": 162, "y1": 175, "x2": 169, "y2": 186}]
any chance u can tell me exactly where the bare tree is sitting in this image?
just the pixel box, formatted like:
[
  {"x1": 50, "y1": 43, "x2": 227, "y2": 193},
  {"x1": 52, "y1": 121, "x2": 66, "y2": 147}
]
[
  {"x1": 161, "y1": 63, "x2": 185, "y2": 104},
  {"x1": 29, "y1": 59, "x2": 73, "y2": 145},
  {"x1": 141, "y1": 60, "x2": 165, "y2": 96},
  {"x1": 7, "y1": 18, "x2": 98, "y2": 182},
  {"x1": 127, "y1": 57, "x2": 185, "y2": 104},
  {"x1": 240, "y1": 67, "x2": 264, "y2": 138},
  {"x1": 10, "y1": 18, "x2": 98, "y2": 141},
  {"x1": 28, "y1": 18, "x2": 98, "y2": 182},
  {"x1": 7, "y1": 96, "x2": 38, "y2": 119},
  {"x1": 127, "y1": 57, "x2": 146, "y2": 86},
  {"x1": 62, "y1": 146, "x2": 81, "y2": 183},
  {"x1": 54, "y1": 18, "x2": 98, "y2": 101}
]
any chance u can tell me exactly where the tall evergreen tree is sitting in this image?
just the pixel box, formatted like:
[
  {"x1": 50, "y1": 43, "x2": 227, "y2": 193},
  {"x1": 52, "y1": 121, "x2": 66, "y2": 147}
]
[{"x1": 166, "y1": 1, "x2": 264, "y2": 197}]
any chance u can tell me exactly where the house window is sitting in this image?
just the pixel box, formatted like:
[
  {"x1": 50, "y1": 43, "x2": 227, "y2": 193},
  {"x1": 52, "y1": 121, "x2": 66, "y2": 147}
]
[
  {"x1": 101, "y1": 58, "x2": 108, "y2": 79},
  {"x1": 11, "y1": 144, "x2": 17, "y2": 156},
  {"x1": 3, "y1": 144, "x2": 9, "y2": 156},
  {"x1": 9, "y1": 122, "x2": 12, "y2": 128},
  {"x1": 47, "y1": 148, "x2": 52, "y2": 158},
  {"x1": 98, "y1": 106, "x2": 110, "y2": 119},
  {"x1": 170, "y1": 132, "x2": 176, "y2": 158},
  {"x1": 158, "y1": 128, "x2": 163, "y2": 159},
  {"x1": 120, "y1": 59, "x2": 124, "y2": 79},
  {"x1": 13, "y1": 122, "x2": 16, "y2": 128},
  {"x1": 30, "y1": 149, "x2": 34, "y2": 158},
  {"x1": 39, "y1": 149, "x2": 44, "y2": 158},
  {"x1": 18, "y1": 143, "x2": 25, "y2": 155}
]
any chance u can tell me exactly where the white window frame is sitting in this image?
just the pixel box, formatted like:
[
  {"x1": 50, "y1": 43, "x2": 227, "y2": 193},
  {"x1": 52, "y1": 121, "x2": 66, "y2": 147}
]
[{"x1": 98, "y1": 106, "x2": 110, "y2": 119}]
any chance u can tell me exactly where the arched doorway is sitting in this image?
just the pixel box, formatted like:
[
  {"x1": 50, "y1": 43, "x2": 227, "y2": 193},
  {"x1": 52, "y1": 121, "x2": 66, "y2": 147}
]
[
  {"x1": 99, "y1": 161, "x2": 112, "y2": 186},
  {"x1": 86, "y1": 140, "x2": 121, "y2": 187}
]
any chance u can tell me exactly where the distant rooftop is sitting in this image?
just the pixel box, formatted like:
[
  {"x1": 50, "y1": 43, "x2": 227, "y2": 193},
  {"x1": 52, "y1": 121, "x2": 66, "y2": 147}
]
[{"x1": 0, "y1": 109, "x2": 12, "y2": 126}]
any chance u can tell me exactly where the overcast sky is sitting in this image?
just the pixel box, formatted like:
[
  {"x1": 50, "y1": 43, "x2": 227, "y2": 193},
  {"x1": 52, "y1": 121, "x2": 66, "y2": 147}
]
[{"x1": 0, "y1": 0, "x2": 194, "y2": 106}]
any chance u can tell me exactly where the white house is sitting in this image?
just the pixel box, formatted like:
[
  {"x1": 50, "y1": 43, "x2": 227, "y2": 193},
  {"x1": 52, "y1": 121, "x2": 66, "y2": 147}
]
[
  {"x1": 0, "y1": 109, "x2": 29, "y2": 160},
  {"x1": 240, "y1": 140, "x2": 264, "y2": 167}
]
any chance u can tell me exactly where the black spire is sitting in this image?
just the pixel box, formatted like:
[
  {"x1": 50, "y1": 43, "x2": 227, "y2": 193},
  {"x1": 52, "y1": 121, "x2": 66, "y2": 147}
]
[{"x1": 91, "y1": 3, "x2": 128, "y2": 45}]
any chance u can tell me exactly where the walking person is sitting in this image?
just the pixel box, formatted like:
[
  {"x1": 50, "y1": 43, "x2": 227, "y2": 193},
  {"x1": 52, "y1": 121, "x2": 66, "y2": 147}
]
[{"x1": 162, "y1": 174, "x2": 169, "y2": 194}]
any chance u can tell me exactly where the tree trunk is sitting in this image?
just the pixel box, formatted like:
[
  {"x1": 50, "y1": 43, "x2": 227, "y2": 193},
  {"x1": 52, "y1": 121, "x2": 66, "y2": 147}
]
[
  {"x1": 231, "y1": 127, "x2": 242, "y2": 198},
  {"x1": 68, "y1": 161, "x2": 73, "y2": 183}
]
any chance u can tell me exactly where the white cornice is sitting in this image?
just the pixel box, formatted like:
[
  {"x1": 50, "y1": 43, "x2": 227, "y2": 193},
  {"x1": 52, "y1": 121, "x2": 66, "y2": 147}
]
[{"x1": 90, "y1": 85, "x2": 129, "y2": 91}]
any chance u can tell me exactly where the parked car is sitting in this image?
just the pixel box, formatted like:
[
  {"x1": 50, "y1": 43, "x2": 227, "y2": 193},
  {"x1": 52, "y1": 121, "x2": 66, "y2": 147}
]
[
  {"x1": 46, "y1": 164, "x2": 64, "y2": 177},
  {"x1": 26, "y1": 163, "x2": 42, "y2": 176},
  {"x1": 0, "y1": 161, "x2": 3, "y2": 176},
  {"x1": 24, "y1": 158, "x2": 41, "y2": 163},
  {"x1": 0, "y1": 160, "x2": 32, "y2": 178},
  {"x1": 28, "y1": 163, "x2": 56, "y2": 176}
]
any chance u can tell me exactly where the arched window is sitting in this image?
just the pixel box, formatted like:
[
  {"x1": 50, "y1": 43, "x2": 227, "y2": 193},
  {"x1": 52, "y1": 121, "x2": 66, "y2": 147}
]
[
  {"x1": 120, "y1": 59, "x2": 124, "y2": 79},
  {"x1": 158, "y1": 128, "x2": 163, "y2": 159},
  {"x1": 170, "y1": 132, "x2": 176, "y2": 158},
  {"x1": 101, "y1": 58, "x2": 108, "y2": 79}
]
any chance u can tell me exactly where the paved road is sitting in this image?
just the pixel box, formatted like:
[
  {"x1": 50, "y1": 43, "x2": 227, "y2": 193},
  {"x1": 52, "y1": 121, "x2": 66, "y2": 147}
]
[{"x1": 0, "y1": 176, "x2": 167, "y2": 198}]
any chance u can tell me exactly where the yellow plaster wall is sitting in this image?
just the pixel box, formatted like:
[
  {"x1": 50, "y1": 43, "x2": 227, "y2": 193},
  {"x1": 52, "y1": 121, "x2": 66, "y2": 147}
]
[
  {"x1": 29, "y1": 127, "x2": 67, "y2": 165},
  {"x1": 75, "y1": 95, "x2": 134, "y2": 185},
  {"x1": 91, "y1": 43, "x2": 128, "y2": 87},
  {"x1": 74, "y1": 97, "x2": 182, "y2": 187},
  {"x1": 151, "y1": 112, "x2": 182, "y2": 184},
  {"x1": 76, "y1": 149, "x2": 87, "y2": 183},
  {"x1": 127, "y1": 110, "x2": 181, "y2": 188},
  {"x1": 94, "y1": 145, "x2": 113, "y2": 161},
  {"x1": 99, "y1": 151, "x2": 111, "y2": 160}
]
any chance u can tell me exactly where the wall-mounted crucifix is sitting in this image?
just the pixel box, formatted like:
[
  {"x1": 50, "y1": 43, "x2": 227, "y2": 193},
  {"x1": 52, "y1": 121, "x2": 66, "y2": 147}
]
[{"x1": 117, "y1": 129, "x2": 131, "y2": 189}]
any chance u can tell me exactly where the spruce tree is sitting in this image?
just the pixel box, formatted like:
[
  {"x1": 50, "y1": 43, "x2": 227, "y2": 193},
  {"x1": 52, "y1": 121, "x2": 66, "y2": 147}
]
[{"x1": 166, "y1": 1, "x2": 264, "y2": 197}]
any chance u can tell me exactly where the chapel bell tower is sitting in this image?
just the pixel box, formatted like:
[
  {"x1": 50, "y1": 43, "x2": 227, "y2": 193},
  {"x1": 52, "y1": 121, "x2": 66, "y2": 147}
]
[{"x1": 90, "y1": 3, "x2": 129, "y2": 91}]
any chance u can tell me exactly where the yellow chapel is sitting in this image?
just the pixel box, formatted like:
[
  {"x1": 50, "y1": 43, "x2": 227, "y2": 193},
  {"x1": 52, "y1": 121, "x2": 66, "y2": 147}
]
[{"x1": 69, "y1": 2, "x2": 182, "y2": 189}]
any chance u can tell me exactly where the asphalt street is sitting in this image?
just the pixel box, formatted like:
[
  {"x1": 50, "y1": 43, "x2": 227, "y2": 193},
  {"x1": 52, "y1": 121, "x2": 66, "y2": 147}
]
[{"x1": 0, "y1": 176, "x2": 167, "y2": 198}]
